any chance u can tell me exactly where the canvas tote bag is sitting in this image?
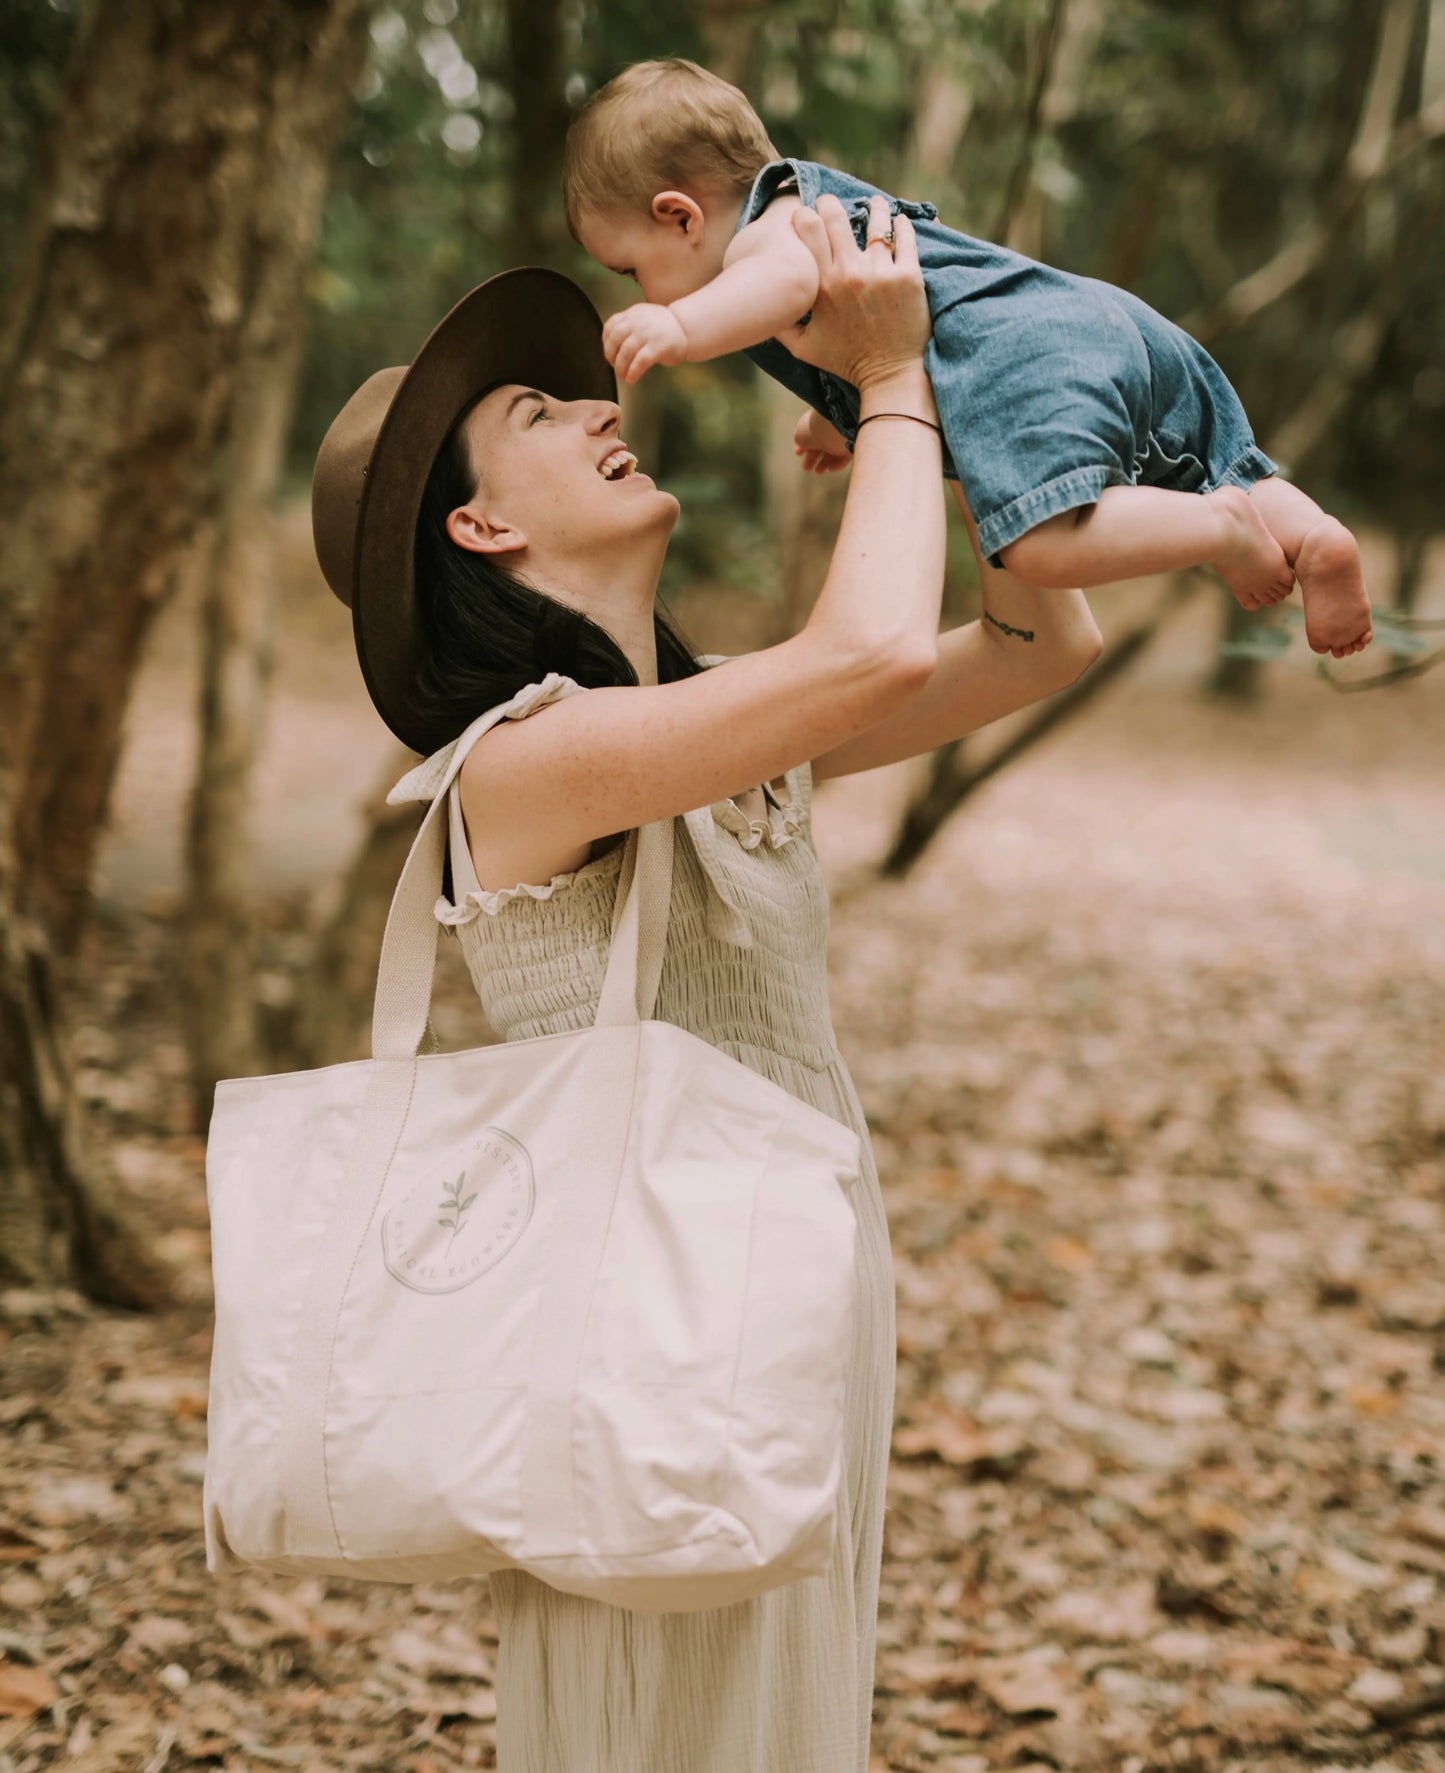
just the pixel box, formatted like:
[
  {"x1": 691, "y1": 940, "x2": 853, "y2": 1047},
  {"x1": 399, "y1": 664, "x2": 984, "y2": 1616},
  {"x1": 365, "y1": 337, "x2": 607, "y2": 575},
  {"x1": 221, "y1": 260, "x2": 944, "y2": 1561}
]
[{"x1": 202, "y1": 693, "x2": 862, "y2": 1612}]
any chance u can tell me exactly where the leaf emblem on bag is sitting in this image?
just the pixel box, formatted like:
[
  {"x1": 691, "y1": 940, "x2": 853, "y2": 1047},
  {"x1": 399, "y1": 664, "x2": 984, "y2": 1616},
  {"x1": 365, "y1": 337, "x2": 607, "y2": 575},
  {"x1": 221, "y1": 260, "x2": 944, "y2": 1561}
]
[
  {"x1": 437, "y1": 1170, "x2": 480, "y2": 1250},
  {"x1": 381, "y1": 1129, "x2": 534, "y2": 1295}
]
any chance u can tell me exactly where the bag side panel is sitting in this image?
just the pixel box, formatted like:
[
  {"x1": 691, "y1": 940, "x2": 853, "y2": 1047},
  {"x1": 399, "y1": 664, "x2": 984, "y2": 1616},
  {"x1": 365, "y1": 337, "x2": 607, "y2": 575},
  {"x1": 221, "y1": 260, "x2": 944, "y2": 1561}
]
[{"x1": 204, "y1": 1065, "x2": 374, "y2": 1564}]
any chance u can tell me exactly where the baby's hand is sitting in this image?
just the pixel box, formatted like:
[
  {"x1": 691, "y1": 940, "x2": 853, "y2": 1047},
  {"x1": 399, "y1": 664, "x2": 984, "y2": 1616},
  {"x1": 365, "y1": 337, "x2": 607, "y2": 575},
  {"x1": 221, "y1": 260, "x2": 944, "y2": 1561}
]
[
  {"x1": 793, "y1": 407, "x2": 852, "y2": 474},
  {"x1": 602, "y1": 303, "x2": 688, "y2": 384}
]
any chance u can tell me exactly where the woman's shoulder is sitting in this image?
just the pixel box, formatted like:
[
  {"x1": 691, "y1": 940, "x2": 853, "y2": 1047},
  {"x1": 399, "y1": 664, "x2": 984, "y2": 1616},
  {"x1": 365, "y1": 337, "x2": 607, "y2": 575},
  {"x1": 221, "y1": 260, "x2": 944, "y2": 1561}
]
[{"x1": 386, "y1": 672, "x2": 590, "y2": 810}]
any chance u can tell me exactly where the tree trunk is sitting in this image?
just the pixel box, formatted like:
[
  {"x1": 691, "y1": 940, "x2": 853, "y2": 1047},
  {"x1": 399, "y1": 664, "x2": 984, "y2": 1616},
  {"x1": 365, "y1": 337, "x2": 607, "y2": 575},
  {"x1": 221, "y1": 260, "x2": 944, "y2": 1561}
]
[
  {"x1": 0, "y1": 882, "x2": 173, "y2": 1307},
  {"x1": 1000, "y1": 0, "x2": 1106, "y2": 258},
  {"x1": 288, "y1": 750, "x2": 422, "y2": 1071},
  {"x1": 1394, "y1": 528, "x2": 1429, "y2": 616},
  {"x1": 1207, "y1": 593, "x2": 1264, "y2": 701},
  {"x1": 0, "y1": 0, "x2": 371, "y2": 1300},
  {"x1": 505, "y1": 0, "x2": 569, "y2": 264},
  {"x1": 694, "y1": 4, "x2": 769, "y2": 85},
  {"x1": 183, "y1": 13, "x2": 373, "y2": 1120}
]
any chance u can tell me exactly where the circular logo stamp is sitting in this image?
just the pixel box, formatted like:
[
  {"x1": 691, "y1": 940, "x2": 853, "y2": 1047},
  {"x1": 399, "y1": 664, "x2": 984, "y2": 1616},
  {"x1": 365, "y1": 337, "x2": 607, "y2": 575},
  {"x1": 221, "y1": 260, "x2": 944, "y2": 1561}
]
[{"x1": 380, "y1": 1127, "x2": 535, "y2": 1295}]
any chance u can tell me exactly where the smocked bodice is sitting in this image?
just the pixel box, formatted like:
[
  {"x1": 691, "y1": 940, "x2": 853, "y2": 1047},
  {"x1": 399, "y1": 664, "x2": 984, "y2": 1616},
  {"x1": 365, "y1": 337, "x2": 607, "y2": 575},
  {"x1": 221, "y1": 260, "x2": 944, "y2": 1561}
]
[{"x1": 385, "y1": 665, "x2": 843, "y2": 1077}]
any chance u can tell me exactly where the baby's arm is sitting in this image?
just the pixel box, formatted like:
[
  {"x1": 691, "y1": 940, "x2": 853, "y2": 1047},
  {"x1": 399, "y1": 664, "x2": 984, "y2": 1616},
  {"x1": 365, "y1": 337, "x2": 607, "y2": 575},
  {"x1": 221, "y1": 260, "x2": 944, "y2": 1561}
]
[
  {"x1": 603, "y1": 199, "x2": 825, "y2": 382},
  {"x1": 669, "y1": 197, "x2": 823, "y2": 361}
]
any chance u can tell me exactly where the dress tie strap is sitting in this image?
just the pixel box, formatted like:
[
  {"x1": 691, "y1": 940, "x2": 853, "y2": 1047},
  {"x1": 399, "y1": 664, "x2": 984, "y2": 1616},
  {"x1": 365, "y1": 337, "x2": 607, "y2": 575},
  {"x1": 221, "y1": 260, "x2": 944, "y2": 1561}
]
[{"x1": 681, "y1": 806, "x2": 756, "y2": 949}]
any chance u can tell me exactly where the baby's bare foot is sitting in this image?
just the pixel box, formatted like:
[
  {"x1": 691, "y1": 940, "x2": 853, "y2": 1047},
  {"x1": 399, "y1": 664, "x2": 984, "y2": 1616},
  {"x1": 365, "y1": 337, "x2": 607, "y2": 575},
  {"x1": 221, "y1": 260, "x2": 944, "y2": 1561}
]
[
  {"x1": 1207, "y1": 486, "x2": 1296, "y2": 609},
  {"x1": 1295, "y1": 519, "x2": 1372, "y2": 656}
]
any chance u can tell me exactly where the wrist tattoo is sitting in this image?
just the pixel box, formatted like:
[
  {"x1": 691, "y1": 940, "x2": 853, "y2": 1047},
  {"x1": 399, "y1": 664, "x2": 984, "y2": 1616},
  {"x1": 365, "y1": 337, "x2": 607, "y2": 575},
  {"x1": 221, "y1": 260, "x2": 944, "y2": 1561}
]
[{"x1": 983, "y1": 609, "x2": 1035, "y2": 642}]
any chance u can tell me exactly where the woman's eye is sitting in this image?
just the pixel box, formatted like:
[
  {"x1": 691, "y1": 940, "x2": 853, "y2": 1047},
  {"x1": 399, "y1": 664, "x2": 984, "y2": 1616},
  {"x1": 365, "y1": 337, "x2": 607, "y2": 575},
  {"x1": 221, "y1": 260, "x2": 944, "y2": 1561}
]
[{"x1": 529, "y1": 405, "x2": 547, "y2": 424}]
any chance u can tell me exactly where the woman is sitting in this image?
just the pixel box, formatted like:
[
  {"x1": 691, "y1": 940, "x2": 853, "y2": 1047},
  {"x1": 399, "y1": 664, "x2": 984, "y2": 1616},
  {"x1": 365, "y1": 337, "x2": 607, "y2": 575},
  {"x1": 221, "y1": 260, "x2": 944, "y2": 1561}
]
[{"x1": 311, "y1": 196, "x2": 1101, "y2": 1772}]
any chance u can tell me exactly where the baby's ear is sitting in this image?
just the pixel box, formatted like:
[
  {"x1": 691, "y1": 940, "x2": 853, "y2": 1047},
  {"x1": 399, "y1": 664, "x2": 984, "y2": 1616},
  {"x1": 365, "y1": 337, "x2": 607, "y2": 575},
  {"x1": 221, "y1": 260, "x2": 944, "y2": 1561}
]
[{"x1": 650, "y1": 189, "x2": 704, "y2": 233}]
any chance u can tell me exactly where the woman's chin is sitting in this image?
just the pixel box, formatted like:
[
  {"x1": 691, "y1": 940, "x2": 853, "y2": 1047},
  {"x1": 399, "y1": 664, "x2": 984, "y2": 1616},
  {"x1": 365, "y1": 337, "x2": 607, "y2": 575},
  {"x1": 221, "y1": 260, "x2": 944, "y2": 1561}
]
[
  {"x1": 631, "y1": 482, "x2": 680, "y2": 528},
  {"x1": 591, "y1": 467, "x2": 679, "y2": 534}
]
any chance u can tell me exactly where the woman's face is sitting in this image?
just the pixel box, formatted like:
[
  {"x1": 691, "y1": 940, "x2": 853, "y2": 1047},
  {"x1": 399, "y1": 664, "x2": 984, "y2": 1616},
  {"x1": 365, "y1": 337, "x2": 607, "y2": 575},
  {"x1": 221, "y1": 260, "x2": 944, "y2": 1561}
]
[{"x1": 447, "y1": 384, "x2": 678, "y2": 582}]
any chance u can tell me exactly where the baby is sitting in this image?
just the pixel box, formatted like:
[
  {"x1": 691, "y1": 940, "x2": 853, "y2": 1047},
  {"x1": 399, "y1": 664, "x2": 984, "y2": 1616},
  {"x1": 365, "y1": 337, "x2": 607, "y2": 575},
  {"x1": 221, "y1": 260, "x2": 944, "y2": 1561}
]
[{"x1": 563, "y1": 58, "x2": 1373, "y2": 659}]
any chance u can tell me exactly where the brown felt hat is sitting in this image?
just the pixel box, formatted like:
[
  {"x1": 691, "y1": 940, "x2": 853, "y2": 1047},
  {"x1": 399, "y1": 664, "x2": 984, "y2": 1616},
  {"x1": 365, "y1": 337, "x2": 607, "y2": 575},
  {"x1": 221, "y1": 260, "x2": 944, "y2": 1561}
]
[{"x1": 311, "y1": 267, "x2": 617, "y2": 756}]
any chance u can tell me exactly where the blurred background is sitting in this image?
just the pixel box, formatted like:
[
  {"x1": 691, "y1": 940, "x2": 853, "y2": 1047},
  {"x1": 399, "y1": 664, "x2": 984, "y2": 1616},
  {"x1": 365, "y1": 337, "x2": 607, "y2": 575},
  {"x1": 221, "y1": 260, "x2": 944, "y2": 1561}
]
[{"x1": 1, "y1": 3, "x2": 1443, "y2": 1770}]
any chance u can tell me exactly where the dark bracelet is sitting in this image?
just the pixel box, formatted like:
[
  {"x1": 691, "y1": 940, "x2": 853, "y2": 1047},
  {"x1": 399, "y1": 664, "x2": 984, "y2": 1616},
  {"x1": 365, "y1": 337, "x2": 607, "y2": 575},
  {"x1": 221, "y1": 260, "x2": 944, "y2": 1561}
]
[
  {"x1": 853, "y1": 411, "x2": 942, "y2": 437},
  {"x1": 983, "y1": 609, "x2": 1035, "y2": 641}
]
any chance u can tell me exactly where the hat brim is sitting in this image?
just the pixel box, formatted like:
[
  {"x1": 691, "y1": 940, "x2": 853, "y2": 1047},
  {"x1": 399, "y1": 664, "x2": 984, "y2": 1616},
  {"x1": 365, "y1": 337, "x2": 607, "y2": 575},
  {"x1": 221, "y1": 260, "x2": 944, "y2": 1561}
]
[{"x1": 352, "y1": 268, "x2": 617, "y2": 756}]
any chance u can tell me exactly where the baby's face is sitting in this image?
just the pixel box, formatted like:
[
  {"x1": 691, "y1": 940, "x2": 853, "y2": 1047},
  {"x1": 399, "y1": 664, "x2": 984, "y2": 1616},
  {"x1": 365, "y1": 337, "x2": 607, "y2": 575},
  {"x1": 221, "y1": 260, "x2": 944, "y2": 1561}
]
[{"x1": 578, "y1": 204, "x2": 722, "y2": 307}]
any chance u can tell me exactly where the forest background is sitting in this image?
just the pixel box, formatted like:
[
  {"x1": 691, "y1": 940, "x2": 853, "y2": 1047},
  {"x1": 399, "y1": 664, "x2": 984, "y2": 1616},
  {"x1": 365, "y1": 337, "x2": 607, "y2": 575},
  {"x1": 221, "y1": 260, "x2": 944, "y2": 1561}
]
[{"x1": 1, "y1": 2, "x2": 1443, "y2": 1771}]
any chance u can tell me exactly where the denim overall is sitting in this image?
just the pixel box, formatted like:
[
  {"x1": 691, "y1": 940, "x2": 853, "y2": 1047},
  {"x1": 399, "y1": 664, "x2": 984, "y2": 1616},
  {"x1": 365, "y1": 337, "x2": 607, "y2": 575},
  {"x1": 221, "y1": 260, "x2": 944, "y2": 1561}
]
[{"x1": 738, "y1": 158, "x2": 1276, "y2": 565}]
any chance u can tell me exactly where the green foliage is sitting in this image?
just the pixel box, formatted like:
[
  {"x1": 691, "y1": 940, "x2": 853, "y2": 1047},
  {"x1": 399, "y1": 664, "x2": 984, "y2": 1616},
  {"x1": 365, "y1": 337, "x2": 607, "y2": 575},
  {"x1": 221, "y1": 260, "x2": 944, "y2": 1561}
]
[
  {"x1": 290, "y1": 0, "x2": 1441, "y2": 609},
  {"x1": 1217, "y1": 617, "x2": 1295, "y2": 662},
  {"x1": 6, "y1": 0, "x2": 1440, "y2": 628}
]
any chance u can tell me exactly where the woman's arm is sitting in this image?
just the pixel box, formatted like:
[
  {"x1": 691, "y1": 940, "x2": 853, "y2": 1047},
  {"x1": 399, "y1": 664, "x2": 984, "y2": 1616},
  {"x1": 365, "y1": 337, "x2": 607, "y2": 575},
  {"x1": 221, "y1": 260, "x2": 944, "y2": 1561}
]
[
  {"x1": 811, "y1": 485, "x2": 1103, "y2": 782},
  {"x1": 463, "y1": 197, "x2": 948, "y2": 856}
]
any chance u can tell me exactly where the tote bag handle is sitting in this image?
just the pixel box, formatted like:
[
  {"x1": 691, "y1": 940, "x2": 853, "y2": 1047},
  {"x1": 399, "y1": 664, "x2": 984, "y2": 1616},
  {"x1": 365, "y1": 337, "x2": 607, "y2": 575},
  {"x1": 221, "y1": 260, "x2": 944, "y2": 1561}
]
[{"x1": 370, "y1": 702, "x2": 674, "y2": 1062}]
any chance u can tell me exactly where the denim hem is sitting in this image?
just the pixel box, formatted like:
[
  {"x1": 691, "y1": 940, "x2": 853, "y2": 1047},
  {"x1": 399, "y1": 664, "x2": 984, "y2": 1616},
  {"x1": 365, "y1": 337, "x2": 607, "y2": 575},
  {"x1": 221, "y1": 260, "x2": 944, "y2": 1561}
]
[
  {"x1": 737, "y1": 158, "x2": 820, "y2": 234},
  {"x1": 1211, "y1": 443, "x2": 1278, "y2": 492},
  {"x1": 976, "y1": 464, "x2": 1124, "y2": 567}
]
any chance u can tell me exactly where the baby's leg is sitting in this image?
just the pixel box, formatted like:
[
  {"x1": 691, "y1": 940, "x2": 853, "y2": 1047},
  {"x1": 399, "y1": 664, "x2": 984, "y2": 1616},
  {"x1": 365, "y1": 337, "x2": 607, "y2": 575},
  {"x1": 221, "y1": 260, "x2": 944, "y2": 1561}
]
[
  {"x1": 998, "y1": 485, "x2": 1295, "y2": 607},
  {"x1": 1246, "y1": 476, "x2": 1372, "y2": 657}
]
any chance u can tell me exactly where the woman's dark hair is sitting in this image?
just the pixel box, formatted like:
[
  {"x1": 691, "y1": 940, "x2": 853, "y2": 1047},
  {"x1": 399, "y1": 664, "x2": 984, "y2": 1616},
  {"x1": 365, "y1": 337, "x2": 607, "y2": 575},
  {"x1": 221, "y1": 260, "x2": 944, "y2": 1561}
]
[{"x1": 411, "y1": 394, "x2": 705, "y2": 745}]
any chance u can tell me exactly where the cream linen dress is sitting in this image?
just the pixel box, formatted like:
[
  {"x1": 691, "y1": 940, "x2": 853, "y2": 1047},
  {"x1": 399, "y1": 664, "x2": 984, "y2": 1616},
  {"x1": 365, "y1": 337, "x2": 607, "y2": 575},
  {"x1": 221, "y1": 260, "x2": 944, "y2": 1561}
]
[{"x1": 395, "y1": 665, "x2": 896, "y2": 1773}]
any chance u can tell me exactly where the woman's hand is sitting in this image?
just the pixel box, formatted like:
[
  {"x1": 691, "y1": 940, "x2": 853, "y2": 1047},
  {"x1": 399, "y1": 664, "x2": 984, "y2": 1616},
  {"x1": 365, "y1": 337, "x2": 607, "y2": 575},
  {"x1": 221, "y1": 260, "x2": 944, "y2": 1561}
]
[{"x1": 775, "y1": 194, "x2": 932, "y2": 394}]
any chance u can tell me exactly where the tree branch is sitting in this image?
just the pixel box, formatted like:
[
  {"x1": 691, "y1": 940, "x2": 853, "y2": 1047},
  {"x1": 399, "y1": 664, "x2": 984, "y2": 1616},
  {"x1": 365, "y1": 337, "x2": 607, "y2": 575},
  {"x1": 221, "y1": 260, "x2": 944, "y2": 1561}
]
[
  {"x1": 1348, "y1": 0, "x2": 1419, "y2": 182},
  {"x1": 1188, "y1": 111, "x2": 1445, "y2": 341},
  {"x1": 1317, "y1": 645, "x2": 1445, "y2": 690},
  {"x1": 994, "y1": 0, "x2": 1068, "y2": 244},
  {"x1": 881, "y1": 575, "x2": 1203, "y2": 878}
]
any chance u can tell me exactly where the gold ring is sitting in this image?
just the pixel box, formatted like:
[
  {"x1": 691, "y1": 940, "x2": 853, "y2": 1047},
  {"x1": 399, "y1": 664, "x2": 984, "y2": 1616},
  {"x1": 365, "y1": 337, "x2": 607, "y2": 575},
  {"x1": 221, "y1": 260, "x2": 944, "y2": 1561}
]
[{"x1": 866, "y1": 230, "x2": 896, "y2": 251}]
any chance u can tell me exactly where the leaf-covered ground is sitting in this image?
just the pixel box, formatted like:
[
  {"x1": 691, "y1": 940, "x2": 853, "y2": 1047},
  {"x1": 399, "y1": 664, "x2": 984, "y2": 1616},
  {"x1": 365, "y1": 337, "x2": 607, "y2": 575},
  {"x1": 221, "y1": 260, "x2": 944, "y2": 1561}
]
[{"x1": 3, "y1": 573, "x2": 1443, "y2": 1773}]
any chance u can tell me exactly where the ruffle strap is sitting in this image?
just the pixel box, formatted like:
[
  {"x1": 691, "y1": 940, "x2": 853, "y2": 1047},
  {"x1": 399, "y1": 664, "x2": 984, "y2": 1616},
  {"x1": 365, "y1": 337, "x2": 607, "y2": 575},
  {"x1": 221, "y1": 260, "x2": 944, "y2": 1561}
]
[
  {"x1": 385, "y1": 674, "x2": 586, "y2": 807},
  {"x1": 712, "y1": 789, "x2": 805, "y2": 852},
  {"x1": 381, "y1": 665, "x2": 802, "y2": 951},
  {"x1": 682, "y1": 806, "x2": 755, "y2": 948}
]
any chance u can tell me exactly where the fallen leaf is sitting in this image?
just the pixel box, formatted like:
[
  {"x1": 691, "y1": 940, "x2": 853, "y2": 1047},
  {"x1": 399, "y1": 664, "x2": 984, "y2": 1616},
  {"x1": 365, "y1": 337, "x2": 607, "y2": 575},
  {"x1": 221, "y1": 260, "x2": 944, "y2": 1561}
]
[
  {"x1": 387, "y1": 1627, "x2": 491, "y2": 1682},
  {"x1": 975, "y1": 1654, "x2": 1075, "y2": 1717},
  {"x1": 934, "y1": 1702, "x2": 993, "y2": 1737},
  {"x1": 0, "y1": 1660, "x2": 57, "y2": 1718},
  {"x1": 893, "y1": 1413, "x2": 1032, "y2": 1475},
  {"x1": 1041, "y1": 1580, "x2": 1159, "y2": 1642},
  {"x1": 1398, "y1": 1505, "x2": 1445, "y2": 1550},
  {"x1": 0, "y1": 1526, "x2": 42, "y2": 1564},
  {"x1": 124, "y1": 1615, "x2": 193, "y2": 1657}
]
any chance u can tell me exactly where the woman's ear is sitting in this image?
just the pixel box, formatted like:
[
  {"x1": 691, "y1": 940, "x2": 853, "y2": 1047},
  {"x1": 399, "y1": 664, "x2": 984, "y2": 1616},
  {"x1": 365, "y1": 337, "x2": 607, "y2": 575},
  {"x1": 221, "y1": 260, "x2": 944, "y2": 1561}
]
[
  {"x1": 650, "y1": 189, "x2": 706, "y2": 236},
  {"x1": 446, "y1": 501, "x2": 526, "y2": 558}
]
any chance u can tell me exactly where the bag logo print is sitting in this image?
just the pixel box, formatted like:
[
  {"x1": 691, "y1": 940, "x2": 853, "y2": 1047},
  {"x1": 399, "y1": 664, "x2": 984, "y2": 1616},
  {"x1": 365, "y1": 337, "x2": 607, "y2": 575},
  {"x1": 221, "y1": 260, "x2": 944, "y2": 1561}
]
[{"x1": 380, "y1": 1127, "x2": 535, "y2": 1294}]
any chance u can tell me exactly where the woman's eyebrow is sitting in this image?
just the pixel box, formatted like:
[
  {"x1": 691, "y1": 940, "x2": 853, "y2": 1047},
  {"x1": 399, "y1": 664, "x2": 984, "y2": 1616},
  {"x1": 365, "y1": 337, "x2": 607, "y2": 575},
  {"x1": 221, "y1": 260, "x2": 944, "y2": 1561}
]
[{"x1": 505, "y1": 389, "x2": 547, "y2": 421}]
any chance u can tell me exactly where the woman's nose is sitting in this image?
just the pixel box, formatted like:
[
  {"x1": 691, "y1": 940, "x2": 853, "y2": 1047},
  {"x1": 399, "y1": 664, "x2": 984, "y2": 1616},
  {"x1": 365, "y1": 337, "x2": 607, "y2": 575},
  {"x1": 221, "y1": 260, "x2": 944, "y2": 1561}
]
[{"x1": 584, "y1": 400, "x2": 622, "y2": 435}]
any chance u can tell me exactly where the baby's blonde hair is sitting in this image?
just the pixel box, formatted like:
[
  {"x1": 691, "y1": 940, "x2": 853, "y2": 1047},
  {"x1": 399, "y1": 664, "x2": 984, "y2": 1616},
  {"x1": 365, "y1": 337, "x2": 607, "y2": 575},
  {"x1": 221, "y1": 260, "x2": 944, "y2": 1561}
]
[{"x1": 563, "y1": 58, "x2": 779, "y2": 238}]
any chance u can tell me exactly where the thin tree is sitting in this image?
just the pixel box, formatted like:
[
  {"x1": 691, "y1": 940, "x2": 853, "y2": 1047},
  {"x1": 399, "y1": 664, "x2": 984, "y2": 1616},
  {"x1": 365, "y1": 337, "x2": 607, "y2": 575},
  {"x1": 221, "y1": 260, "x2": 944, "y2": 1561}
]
[
  {"x1": 0, "y1": 0, "x2": 374, "y2": 1302},
  {"x1": 182, "y1": 11, "x2": 374, "y2": 1116}
]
